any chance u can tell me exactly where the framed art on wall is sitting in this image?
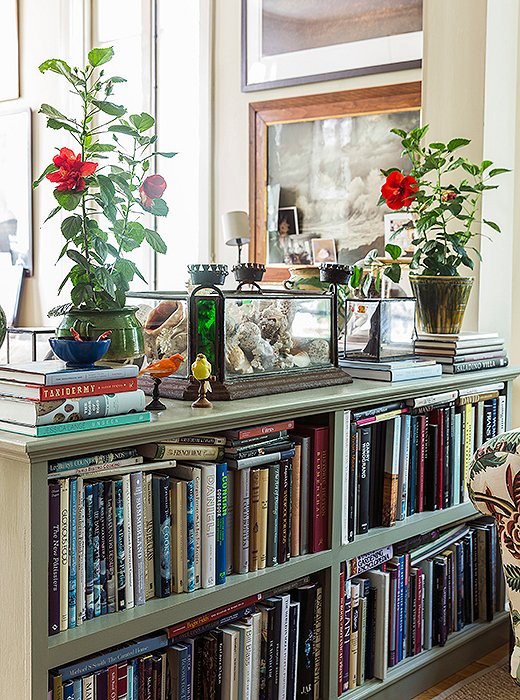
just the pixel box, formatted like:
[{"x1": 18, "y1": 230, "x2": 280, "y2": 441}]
[
  {"x1": 249, "y1": 82, "x2": 421, "y2": 281},
  {"x1": 242, "y1": 0, "x2": 423, "y2": 91}
]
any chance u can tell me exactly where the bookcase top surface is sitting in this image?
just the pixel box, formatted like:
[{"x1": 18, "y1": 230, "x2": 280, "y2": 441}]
[{"x1": 2, "y1": 366, "x2": 518, "y2": 462}]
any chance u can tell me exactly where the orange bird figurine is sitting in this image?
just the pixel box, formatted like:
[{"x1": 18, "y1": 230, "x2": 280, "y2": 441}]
[{"x1": 139, "y1": 354, "x2": 184, "y2": 411}]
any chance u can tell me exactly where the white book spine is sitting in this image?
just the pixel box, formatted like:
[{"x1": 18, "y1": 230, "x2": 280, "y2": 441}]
[
  {"x1": 200, "y1": 464, "x2": 216, "y2": 588},
  {"x1": 476, "y1": 401, "x2": 484, "y2": 448},
  {"x1": 398, "y1": 414, "x2": 411, "y2": 521},
  {"x1": 76, "y1": 476, "x2": 85, "y2": 626},
  {"x1": 342, "y1": 411, "x2": 351, "y2": 545},
  {"x1": 122, "y1": 474, "x2": 134, "y2": 609},
  {"x1": 59, "y1": 478, "x2": 69, "y2": 631},
  {"x1": 226, "y1": 469, "x2": 234, "y2": 577},
  {"x1": 223, "y1": 629, "x2": 240, "y2": 700},
  {"x1": 498, "y1": 394, "x2": 507, "y2": 433},
  {"x1": 408, "y1": 390, "x2": 458, "y2": 407},
  {"x1": 82, "y1": 674, "x2": 95, "y2": 700},
  {"x1": 237, "y1": 468, "x2": 250, "y2": 574},
  {"x1": 250, "y1": 611, "x2": 262, "y2": 700},
  {"x1": 130, "y1": 472, "x2": 145, "y2": 606},
  {"x1": 192, "y1": 470, "x2": 202, "y2": 589},
  {"x1": 143, "y1": 473, "x2": 155, "y2": 600},
  {"x1": 278, "y1": 595, "x2": 291, "y2": 700},
  {"x1": 453, "y1": 413, "x2": 462, "y2": 506}
]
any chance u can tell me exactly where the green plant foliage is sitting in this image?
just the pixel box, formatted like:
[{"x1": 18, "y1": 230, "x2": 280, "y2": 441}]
[{"x1": 34, "y1": 47, "x2": 175, "y2": 311}]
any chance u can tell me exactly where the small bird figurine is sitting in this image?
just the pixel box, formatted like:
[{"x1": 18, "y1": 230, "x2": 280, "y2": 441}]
[
  {"x1": 139, "y1": 354, "x2": 184, "y2": 411},
  {"x1": 190, "y1": 353, "x2": 215, "y2": 408}
]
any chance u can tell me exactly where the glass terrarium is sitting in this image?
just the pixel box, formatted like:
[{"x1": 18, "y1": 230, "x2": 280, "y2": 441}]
[
  {"x1": 128, "y1": 286, "x2": 351, "y2": 400},
  {"x1": 343, "y1": 297, "x2": 416, "y2": 361}
]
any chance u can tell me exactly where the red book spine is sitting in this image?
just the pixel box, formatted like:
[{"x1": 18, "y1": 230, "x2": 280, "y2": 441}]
[
  {"x1": 236, "y1": 420, "x2": 295, "y2": 440},
  {"x1": 166, "y1": 593, "x2": 262, "y2": 639},
  {"x1": 108, "y1": 665, "x2": 118, "y2": 700},
  {"x1": 338, "y1": 567, "x2": 345, "y2": 695},
  {"x1": 116, "y1": 662, "x2": 127, "y2": 700},
  {"x1": 436, "y1": 410, "x2": 444, "y2": 510},
  {"x1": 39, "y1": 377, "x2": 138, "y2": 401},
  {"x1": 311, "y1": 427, "x2": 329, "y2": 553},
  {"x1": 416, "y1": 568, "x2": 423, "y2": 655},
  {"x1": 416, "y1": 414, "x2": 427, "y2": 513}
]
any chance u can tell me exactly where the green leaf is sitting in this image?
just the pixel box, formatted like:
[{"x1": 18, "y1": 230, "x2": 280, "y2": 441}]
[
  {"x1": 129, "y1": 112, "x2": 155, "y2": 132},
  {"x1": 33, "y1": 163, "x2": 58, "y2": 188},
  {"x1": 94, "y1": 267, "x2": 116, "y2": 296},
  {"x1": 87, "y1": 142, "x2": 116, "y2": 153},
  {"x1": 108, "y1": 76, "x2": 127, "y2": 83},
  {"x1": 430, "y1": 142, "x2": 445, "y2": 150},
  {"x1": 361, "y1": 272, "x2": 372, "y2": 297},
  {"x1": 144, "y1": 227, "x2": 167, "y2": 254},
  {"x1": 71, "y1": 283, "x2": 94, "y2": 308},
  {"x1": 96, "y1": 174, "x2": 116, "y2": 203},
  {"x1": 88, "y1": 46, "x2": 114, "y2": 67},
  {"x1": 61, "y1": 215, "x2": 82, "y2": 240},
  {"x1": 154, "y1": 151, "x2": 177, "y2": 158},
  {"x1": 109, "y1": 125, "x2": 140, "y2": 139},
  {"x1": 92, "y1": 100, "x2": 126, "y2": 117},
  {"x1": 504, "y1": 564, "x2": 520, "y2": 593},
  {"x1": 349, "y1": 266, "x2": 362, "y2": 289},
  {"x1": 489, "y1": 167, "x2": 510, "y2": 177},
  {"x1": 390, "y1": 128, "x2": 407, "y2": 138},
  {"x1": 480, "y1": 159, "x2": 493, "y2": 172},
  {"x1": 461, "y1": 162, "x2": 479, "y2": 176},
  {"x1": 53, "y1": 189, "x2": 82, "y2": 211},
  {"x1": 384, "y1": 243, "x2": 401, "y2": 260},
  {"x1": 384, "y1": 263, "x2": 402, "y2": 283},
  {"x1": 38, "y1": 58, "x2": 80, "y2": 85},
  {"x1": 91, "y1": 237, "x2": 108, "y2": 263},
  {"x1": 44, "y1": 205, "x2": 61, "y2": 223},
  {"x1": 66, "y1": 249, "x2": 89, "y2": 270},
  {"x1": 148, "y1": 197, "x2": 169, "y2": 217},
  {"x1": 447, "y1": 137, "x2": 471, "y2": 152},
  {"x1": 483, "y1": 219, "x2": 501, "y2": 232},
  {"x1": 46, "y1": 118, "x2": 80, "y2": 134},
  {"x1": 39, "y1": 103, "x2": 69, "y2": 121}
]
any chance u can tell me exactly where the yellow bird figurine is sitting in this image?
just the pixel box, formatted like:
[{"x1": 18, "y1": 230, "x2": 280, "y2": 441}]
[{"x1": 190, "y1": 353, "x2": 214, "y2": 408}]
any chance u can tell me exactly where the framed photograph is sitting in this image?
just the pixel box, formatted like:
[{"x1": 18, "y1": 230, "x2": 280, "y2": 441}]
[
  {"x1": 384, "y1": 212, "x2": 416, "y2": 255},
  {"x1": 242, "y1": 0, "x2": 423, "y2": 91},
  {"x1": 0, "y1": 101, "x2": 33, "y2": 274},
  {"x1": 278, "y1": 206, "x2": 299, "y2": 236},
  {"x1": 311, "y1": 238, "x2": 337, "y2": 265},
  {"x1": 249, "y1": 82, "x2": 421, "y2": 281}
]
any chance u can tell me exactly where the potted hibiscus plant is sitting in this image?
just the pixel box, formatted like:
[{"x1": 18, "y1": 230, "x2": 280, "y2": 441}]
[
  {"x1": 368, "y1": 124, "x2": 508, "y2": 333},
  {"x1": 33, "y1": 46, "x2": 175, "y2": 361}
]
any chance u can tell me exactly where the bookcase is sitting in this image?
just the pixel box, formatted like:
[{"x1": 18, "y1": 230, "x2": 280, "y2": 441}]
[{"x1": 2, "y1": 366, "x2": 518, "y2": 700}]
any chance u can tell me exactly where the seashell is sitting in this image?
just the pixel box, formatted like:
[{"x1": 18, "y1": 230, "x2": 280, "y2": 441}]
[
  {"x1": 291, "y1": 351, "x2": 310, "y2": 368},
  {"x1": 226, "y1": 344, "x2": 253, "y2": 374},
  {"x1": 135, "y1": 304, "x2": 154, "y2": 327},
  {"x1": 236, "y1": 321, "x2": 262, "y2": 353},
  {"x1": 157, "y1": 329, "x2": 187, "y2": 358},
  {"x1": 145, "y1": 300, "x2": 186, "y2": 336},
  {"x1": 307, "y1": 338, "x2": 330, "y2": 364}
]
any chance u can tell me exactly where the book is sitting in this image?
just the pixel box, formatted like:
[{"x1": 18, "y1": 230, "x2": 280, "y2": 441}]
[
  {"x1": 199, "y1": 463, "x2": 217, "y2": 588},
  {"x1": 342, "y1": 364, "x2": 442, "y2": 382},
  {"x1": 224, "y1": 420, "x2": 295, "y2": 441},
  {"x1": 47, "y1": 456, "x2": 147, "y2": 479},
  {"x1": 293, "y1": 435, "x2": 311, "y2": 556},
  {"x1": 416, "y1": 331, "x2": 500, "y2": 342},
  {"x1": 227, "y1": 448, "x2": 296, "y2": 470},
  {"x1": 0, "y1": 411, "x2": 151, "y2": 436},
  {"x1": 442, "y1": 357, "x2": 509, "y2": 373},
  {"x1": 382, "y1": 416, "x2": 401, "y2": 527},
  {"x1": 0, "y1": 389, "x2": 146, "y2": 426},
  {"x1": 68, "y1": 478, "x2": 77, "y2": 627},
  {"x1": 225, "y1": 440, "x2": 295, "y2": 460},
  {"x1": 121, "y1": 475, "x2": 134, "y2": 610},
  {"x1": 267, "y1": 463, "x2": 280, "y2": 568},
  {"x1": 0, "y1": 375, "x2": 138, "y2": 401},
  {"x1": 59, "y1": 478, "x2": 69, "y2": 631},
  {"x1": 278, "y1": 461, "x2": 290, "y2": 565},
  {"x1": 339, "y1": 358, "x2": 436, "y2": 371},
  {"x1": 49, "y1": 482, "x2": 61, "y2": 635},
  {"x1": 222, "y1": 628, "x2": 240, "y2": 699},
  {"x1": 292, "y1": 584, "x2": 316, "y2": 699},
  {"x1": 215, "y1": 462, "x2": 228, "y2": 585},
  {"x1": 414, "y1": 336, "x2": 504, "y2": 350},
  {"x1": 170, "y1": 479, "x2": 185, "y2": 594},
  {"x1": 49, "y1": 448, "x2": 141, "y2": 473},
  {"x1": 357, "y1": 425, "x2": 371, "y2": 534},
  {"x1": 407, "y1": 390, "x2": 459, "y2": 408},
  {"x1": 234, "y1": 468, "x2": 250, "y2": 574},
  {"x1": 112, "y1": 479, "x2": 126, "y2": 611},
  {"x1": 138, "y1": 443, "x2": 224, "y2": 461},
  {"x1": 258, "y1": 467, "x2": 269, "y2": 570},
  {"x1": 249, "y1": 468, "x2": 262, "y2": 572},
  {"x1": 163, "y1": 435, "x2": 226, "y2": 446},
  {"x1": 173, "y1": 464, "x2": 201, "y2": 589},
  {"x1": 418, "y1": 350, "x2": 507, "y2": 364},
  {"x1": 0, "y1": 360, "x2": 138, "y2": 385},
  {"x1": 130, "y1": 472, "x2": 145, "y2": 606},
  {"x1": 226, "y1": 469, "x2": 234, "y2": 577},
  {"x1": 142, "y1": 474, "x2": 155, "y2": 601},
  {"x1": 152, "y1": 475, "x2": 171, "y2": 598}
]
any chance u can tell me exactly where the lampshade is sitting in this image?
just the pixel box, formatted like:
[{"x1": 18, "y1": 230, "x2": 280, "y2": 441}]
[{"x1": 222, "y1": 211, "x2": 250, "y2": 246}]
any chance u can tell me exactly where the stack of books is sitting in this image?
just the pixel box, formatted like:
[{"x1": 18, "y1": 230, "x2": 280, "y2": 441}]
[
  {"x1": 337, "y1": 518, "x2": 504, "y2": 694},
  {"x1": 343, "y1": 382, "x2": 506, "y2": 543},
  {"x1": 50, "y1": 577, "x2": 323, "y2": 700},
  {"x1": 0, "y1": 360, "x2": 149, "y2": 436},
  {"x1": 414, "y1": 332, "x2": 508, "y2": 373},
  {"x1": 339, "y1": 357, "x2": 442, "y2": 382}
]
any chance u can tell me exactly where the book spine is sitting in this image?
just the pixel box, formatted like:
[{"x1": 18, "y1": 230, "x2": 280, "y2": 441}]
[
  {"x1": 201, "y1": 465, "x2": 216, "y2": 588},
  {"x1": 408, "y1": 415, "x2": 418, "y2": 516},
  {"x1": 399, "y1": 415, "x2": 411, "y2": 521},
  {"x1": 349, "y1": 584, "x2": 359, "y2": 689},
  {"x1": 152, "y1": 476, "x2": 171, "y2": 597},
  {"x1": 312, "y1": 427, "x2": 329, "y2": 553},
  {"x1": 232, "y1": 420, "x2": 295, "y2": 441},
  {"x1": 41, "y1": 378, "x2": 138, "y2": 399},
  {"x1": 291, "y1": 445, "x2": 301, "y2": 558},
  {"x1": 98, "y1": 482, "x2": 107, "y2": 617},
  {"x1": 449, "y1": 357, "x2": 509, "y2": 373},
  {"x1": 92, "y1": 482, "x2": 101, "y2": 618},
  {"x1": 483, "y1": 401, "x2": 494, "y2": 442},
  {"x1": 84, "y1": 482, "x2": 95, "y2": 619},
  {"x1": 59, "y1": 479, "x2": 69, "y2": 631},
  {"x1": 143, "y1": 474, "x2": 155, "y2": 600},
  {"x1": 104, "y1": 481, "x2": 116, "y2": 615},
  {"x1": 292, "y1": 585, "x2": 316, "y2": 700},
  {"x1": 170, "y1": 481, "x2": 182, "y2": 594},
  {"x1": 167, "y1": 435, "x2": 227, "y2": 445},
  {"x1": 382, "y1": 417, "x2": 401, "y2": 527},
  {"x1": 76, "y1": 477, "x2": 86, "y2": 626},
  {"x1": 408, "y1": 391, "x2": 458, "y2": 408},
  {"x1": 226, "y1": 470, "x2": 233, "y2": 579},
  {"x1": 151, "y1": 444, "x2": 222, "y2": 460},
  {"x1": 35, "y1": 390, "x2": 144, "y2": 425},
  {"x1": 426, "y1": 419, "x2": 438, "y2": 511},
  {"x1": 122, "y1": 475, "x2": 134, "y2": 609},
  {"x1": 49, "y1": 448, "x2": 140, "y2": 473},
  {"x1": 278, "y1": 461, "x2": 289, "y2": 564},
  {"x1": 338, "y1": 568, "x2": 345, "y2": 696},
  {"x1": 491, "y1": 397, "x2": 498, "y2": 437},
  {"x1": 215, "y1": 463, "x2": 227, "y2": 585},
  {"x1": 112, "y1": 479, "x2": 126, "y2": 610},
  {"x1": 251, "y1": 611, "x2": 263, "y2": 700},
  {"x1": 258, "y1": 467, "x2": 269, "y2": 570},
  {"x1": 298, "y1": 438, "x2": 310, "y2": 555},
  {"x1": 498, "y1": 394, "x2": 507, "y2": 433},
  {"x1": 342, "y1": 411, "x2": 351, "y2": 545},
  {"x1": 49, "y1": 482, "x2": 61, "y2": 635},
  {"x1": 185, "y1": 479, "x2": 196, "y2": 592},
  {"x1": 278, "y1": 596, "x2": 291, "y2": 700},
  {"x1": 288, "y1": 603, "x2": 300, "y2": 700},
  {"x1": 229, "y1": 449, "x2": 295, "y2": 470},
  {"x1": 357, "y1": 426, "x2": 371, "y2": 534},
  {"x1": 348, "y1": 423, "x2": 358, "y2": 542},
  {"x1": 68, "y1": 478, "x2": 77, "y2": 628},
  {"x1": 267, "y1": 463, "x2": 280, "y2": 567},
  {"x1": 250, "y1": 469, "x2": 261, "y2": 572},
  {"x1": 36, "y1": 411, "x2": 150, "y2": 436},
  {"x1": 234, "y1": 468, "x2": 250, "y2": 574},
  {"x1": 130, "y1": 472, "x2": 145, "y2": 606}
]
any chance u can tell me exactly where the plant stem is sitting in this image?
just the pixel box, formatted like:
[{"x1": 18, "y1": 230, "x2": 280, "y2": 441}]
[{"x1": 79, "y1": 71, "x2": 96, "y2": 305}]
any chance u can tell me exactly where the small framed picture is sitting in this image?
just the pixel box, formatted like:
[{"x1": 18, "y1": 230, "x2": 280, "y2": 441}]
[
  {"x1": 277, "y1": 206, "x2": 299, "y2": 236},
  {"x1": 311, "y1": 238, "x2": 337, "y2": 265},
  {"x1": 384, "y1": 213, "x2": 416, "y2": 255}
]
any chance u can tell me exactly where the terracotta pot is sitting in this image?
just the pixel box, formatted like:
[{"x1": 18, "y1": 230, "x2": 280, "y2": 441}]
[{"x1": 410, "y1": 275, "x2": 473, "y2": 334}]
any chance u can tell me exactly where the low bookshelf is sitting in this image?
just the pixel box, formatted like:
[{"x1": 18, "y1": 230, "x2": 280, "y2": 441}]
[{"x1": 1, "y1": 367, "x2": 517, "y2": 700}]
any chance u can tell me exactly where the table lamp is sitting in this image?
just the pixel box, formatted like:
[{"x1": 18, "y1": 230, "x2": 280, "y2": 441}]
[{"x1": 222, "y1": 211, "x2": 250, "y2": 264}]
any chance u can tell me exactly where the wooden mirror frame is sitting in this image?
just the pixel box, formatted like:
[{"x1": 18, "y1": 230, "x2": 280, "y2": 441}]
[{"x1": 249, "y1": 81, "x2": 422, "y2": 282}]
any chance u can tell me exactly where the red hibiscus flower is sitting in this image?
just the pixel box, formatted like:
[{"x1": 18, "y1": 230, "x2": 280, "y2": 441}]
[
  {"x1": 139, "y1": 174, "x2": 167, "y2": 210},
  {"x1": 381, "y1": 171, "x2": 418, "y2": 210},
  {"x1": 46, "y1": 147, "x2": 98, "y2": 192}
]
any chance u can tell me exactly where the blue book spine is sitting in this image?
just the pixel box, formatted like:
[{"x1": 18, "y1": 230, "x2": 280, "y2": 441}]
[
  {"x1": 33, "y1": 411, "x2": 151, "y2": 437},
  {"x1": 153, "y1": 475, "x2": 171, "y2": 597},
  {"x1": 98, "y1": 481, "x2": 107, "y2": 616},
  {"x1": 104, "y1": 481, "x2": 116, "y2": 614},
  {"x1": 73, "y1": 678, "x2": 82, "y2": 699},
  {"x1": 63, "y1": 680, "x2": 74, "y2": 699},
  {"x1": 113, "y1": 478, "x2": 126, "y2": 611},
  {"x1": 92, "y1": 482, "x2": 101, "y2": 617},
  {"x1": 84, "y1": 483, "x2": 94, "y2": 620},
  {"x1": 68, "y1": 477, "x2": 77, "y2": 628},
  {"x1": 185, "y1": 642, "x2": 193, "y2": 700},
  {"x1": 178, "y1": 644, "x2": 189, "y2": 700},
  {"x1": 408, "y1": 416, "x2": 418, "y2": 517},
  {"x1": 215, "y1": 463, "x2": 227, "y2": 586},
  {"x1": 491, "y1": 397, "x2": 498, "y2": 437},
  {"x1": 185, "y1": 480, "x2": 195, "y2": 593},
  {"x1": 127, "y1": 661, "x2": 134, "y2": 700},
  {"x1": 130, "y1": 658, "x2": 139, "y2": 700}
]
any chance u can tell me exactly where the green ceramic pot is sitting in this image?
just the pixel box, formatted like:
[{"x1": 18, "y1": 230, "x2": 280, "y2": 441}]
[
  {"x1": 56, "y1": 307, "x2": 144, "y2": 363},
  {"x1": 0, "y1": 305, "x2": 6, "y2": 348},
  {"x1": 410, "y1": 275, "x2": 474, "y2": 334}
]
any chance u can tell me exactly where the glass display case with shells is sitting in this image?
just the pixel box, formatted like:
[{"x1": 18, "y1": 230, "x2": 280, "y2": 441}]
[{"x1": 128, "y1": 287, "x2": 351, "y2": 400}]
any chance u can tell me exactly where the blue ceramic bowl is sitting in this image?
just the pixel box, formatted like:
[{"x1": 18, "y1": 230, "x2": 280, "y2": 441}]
[{"x1": 49, "y1": 337, "x2": 111, "y2": 367}]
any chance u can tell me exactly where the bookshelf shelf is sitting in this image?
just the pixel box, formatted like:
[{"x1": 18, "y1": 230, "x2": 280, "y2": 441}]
[{"x1": 0, "y1": 366, "x2": 516, "y2": 699}]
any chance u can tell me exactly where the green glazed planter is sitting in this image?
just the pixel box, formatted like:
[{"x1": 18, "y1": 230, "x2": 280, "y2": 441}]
[
  {"x1": 56, "y1": 307, "x2": 144, "y2": 363},
  {"x1": 0, "y1": 305, "x2": 6, "y2": 348},
  {"x1": 410, "y1": 275, "x2": 473, "y2": 334}
]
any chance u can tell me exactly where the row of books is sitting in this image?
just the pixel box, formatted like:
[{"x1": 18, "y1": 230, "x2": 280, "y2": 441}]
[
  {"x1": 0, "y1": 360, "x2": 150, "y2": 436},
  {"x1": 337, "y1": 518, "x2": 504, "y2": 695},
  {"x1": 48, "y1": 419, "x2": 330, "y2": 635},
  {"x1": 342, "y1": 382, "x2": 506, "y2": 543},
  {"x1": 414, "y1": 331, "x2": 508, "y2": 374},
  {"x1": 50, "y1": 578, "x2": 323, "y2": 700}
]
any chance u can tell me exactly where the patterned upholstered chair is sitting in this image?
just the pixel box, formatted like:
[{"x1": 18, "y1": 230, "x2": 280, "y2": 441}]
[{"x1": 468, "y1": 430, "x2": 520, "y2": 684}]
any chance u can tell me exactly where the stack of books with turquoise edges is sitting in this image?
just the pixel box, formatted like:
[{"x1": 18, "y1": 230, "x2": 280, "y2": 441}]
[
  {"x1": 0, "y1": 360, "x2": 149, "y2": 436},
  {"x1": 414, "y1": 332, "x2": 508, "y2": 374}
]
